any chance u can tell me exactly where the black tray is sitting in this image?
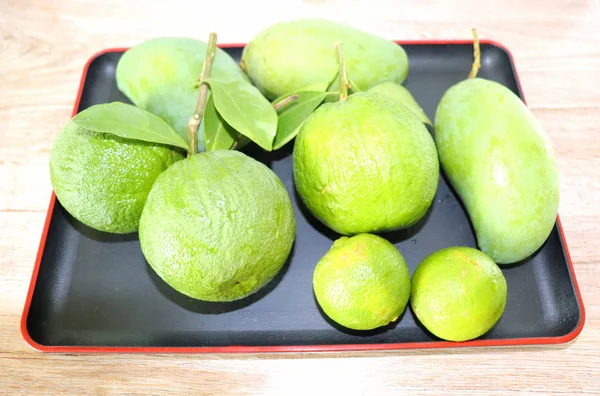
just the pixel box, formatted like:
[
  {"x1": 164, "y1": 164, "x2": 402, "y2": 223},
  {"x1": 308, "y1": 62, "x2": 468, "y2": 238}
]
[{"x1": 21, "y1": 41, "x2": 585, "y2": 353}]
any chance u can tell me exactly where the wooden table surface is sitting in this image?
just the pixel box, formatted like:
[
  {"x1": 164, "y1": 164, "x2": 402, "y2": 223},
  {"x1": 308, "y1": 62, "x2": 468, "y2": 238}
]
[{"x1": 1, "y1": 0, "x2": 599, "y2": 394}]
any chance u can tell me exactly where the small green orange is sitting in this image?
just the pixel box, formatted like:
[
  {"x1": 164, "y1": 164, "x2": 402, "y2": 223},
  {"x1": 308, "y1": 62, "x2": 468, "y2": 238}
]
[
  {"x1": 313, "y1": 233, "x2": 411, "y2": 331},
  {"x1": 49, "y1": 121, "x2": 184, "y2": 234},
  {"x1": 410, "y1": 246, "x2": 508, "y2": 342}
]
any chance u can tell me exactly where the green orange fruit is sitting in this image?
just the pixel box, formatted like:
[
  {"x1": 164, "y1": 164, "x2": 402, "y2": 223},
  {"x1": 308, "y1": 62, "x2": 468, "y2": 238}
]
[
  {"x1": 49, "y1": 121, "x2": 184, "y2": 234},
  {"x1": 293, "y1": 91, "x2": 439, "y2": 235},
  {"x1": 411, "y1": 246, "x2": 508, "y2": 341},
  {"x1": 313, "y1": 233, "x2": 411, "y2": 330},
  {"x1": 139, "y1": 150, "x2": 296, "y2": 302}
]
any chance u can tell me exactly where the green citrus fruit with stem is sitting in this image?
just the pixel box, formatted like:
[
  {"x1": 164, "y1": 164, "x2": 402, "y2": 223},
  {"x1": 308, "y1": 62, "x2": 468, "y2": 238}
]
[
  {"x1": 292, "y1": 90, "x2": 439, "y2": 236},
  {"x1": 139, "y1": 149, "x2": 296, "y2": 302},
  {"x1": 313, "y1": 233, "x2": 411, "y2": 331},
  {"x1": 49, "y1": 121, "x2": 184, "y2": 234},
  {"x1": 410, "y1": 246, "x2": 508, "y2": 342}
]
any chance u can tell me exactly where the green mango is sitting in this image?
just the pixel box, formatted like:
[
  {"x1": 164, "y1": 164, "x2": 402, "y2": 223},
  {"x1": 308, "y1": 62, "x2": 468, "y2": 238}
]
[
  {"x1": 115, "y1": 37, "x2": 248, "y2": 151},
  {"x1": 434, "y1": 77, "x2": 560, "y2": 264},
  {"x1": 241, "y1": 19, "x2": 409, "y2": 100}
]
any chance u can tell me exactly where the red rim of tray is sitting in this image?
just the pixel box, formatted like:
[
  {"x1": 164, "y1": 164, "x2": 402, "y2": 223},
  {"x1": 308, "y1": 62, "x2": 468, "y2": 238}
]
[{"x1": 20, "y1": 39, "x2": 586, "y2": 353}]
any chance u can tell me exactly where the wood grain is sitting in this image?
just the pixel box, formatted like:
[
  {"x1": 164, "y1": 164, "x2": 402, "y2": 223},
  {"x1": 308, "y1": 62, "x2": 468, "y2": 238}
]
[{"x1": 1, "y1": 0, "x2": 599, "y2": 394}]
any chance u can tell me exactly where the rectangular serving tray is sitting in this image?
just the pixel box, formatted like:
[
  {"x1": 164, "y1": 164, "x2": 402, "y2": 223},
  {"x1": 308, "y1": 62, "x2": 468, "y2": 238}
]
[{"x1": 21, "y1": 40, "x2": 585, "y2": 353}]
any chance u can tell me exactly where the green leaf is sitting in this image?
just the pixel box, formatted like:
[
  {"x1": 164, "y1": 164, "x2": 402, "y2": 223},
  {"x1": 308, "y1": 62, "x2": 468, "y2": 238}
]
[
  {"x1": 205, "y1": 77, "x2": 278, "y2": 151},
  {"x1": 272, "y1": 91, "x2": 329, "y2": 150},
  {"x1": 273, "y1": 122, "x2": 304, "y2": 150},
  {"x1": 271, "y1": 70, "x2": 339, "y2": 105},
  {"x1": 203, "y1": 94, "x2": 239, "y2": 151},
  {"x1": 72, "y1": 102, "x2": 189, "y2": 151}
]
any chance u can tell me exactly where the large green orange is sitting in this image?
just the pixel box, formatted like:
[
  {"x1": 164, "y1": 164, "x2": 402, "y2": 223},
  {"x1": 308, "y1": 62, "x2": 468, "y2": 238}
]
[
  {"x1": 293, "y1": 91, "x2": 439, "y2": 235},
  {"x1": 313, "y1": 233, "x2": 411, "y2": 330},
  {"x1": 49, "y1": 121, "x2": 184, "y2": 234},
  {"x1": 139, "y1": 150, "x2": 296, "y2": 302},
  {"x1": 410, "y1": 246, "x2": 508, "y2": 341}
]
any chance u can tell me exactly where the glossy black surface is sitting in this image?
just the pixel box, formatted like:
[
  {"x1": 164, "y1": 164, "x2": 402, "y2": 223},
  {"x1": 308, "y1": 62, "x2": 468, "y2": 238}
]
[{"x1": 26, "y1": 44, "x2": 582, "y2": 348}]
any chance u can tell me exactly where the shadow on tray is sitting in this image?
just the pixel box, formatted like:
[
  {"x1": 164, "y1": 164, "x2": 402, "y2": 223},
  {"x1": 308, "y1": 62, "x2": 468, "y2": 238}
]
[
  {"x1": 63, "y1": 206, "x2": 138, "y2": 242},
  {"x1": 313, "y1": 293, "x2": 407, "y2": 337}
]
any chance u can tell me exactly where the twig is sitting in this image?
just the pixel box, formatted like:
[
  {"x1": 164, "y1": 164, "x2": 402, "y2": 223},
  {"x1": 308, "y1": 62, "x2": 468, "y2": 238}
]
[
  {"x1": 335, "y1": 42, "x2": 351, "y2": 101},
  {"x1": 187, "y1": 32, "x2": 217, "y2": 156},
  {"x1": 273, "y1": 94, "x2": 299, "y2": 111},
  {"x1": 468, "y1": 28, "x2": 481, "y2": 79}
]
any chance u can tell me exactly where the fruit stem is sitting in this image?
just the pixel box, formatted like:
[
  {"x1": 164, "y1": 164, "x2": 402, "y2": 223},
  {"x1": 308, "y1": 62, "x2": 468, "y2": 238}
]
[
  {"x1": 187, "y1": 32, "x2": 218, "y2": 156},
  {"x1": 273, "y1": 94, "x2": 299, "y2": 111},
  {"x1": 468, "y1": 28, "x2": 481, "y2": 79},
  {"x1": 335, "y1": 42, "x2": 350, "y2": 101}
]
